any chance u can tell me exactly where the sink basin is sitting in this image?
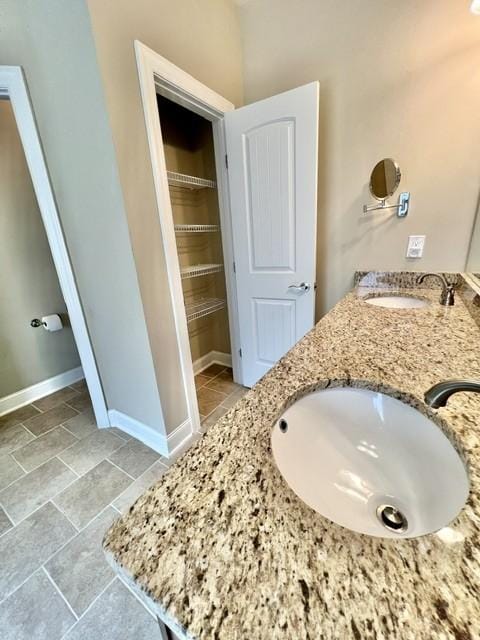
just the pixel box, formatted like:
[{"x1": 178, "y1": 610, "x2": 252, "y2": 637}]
[
  {"x1": 271, "y1": 387, "x2": 468, "y2": 538},
  {"x1": 364, "y1": 295, "x2": 429, "y2": 309}
]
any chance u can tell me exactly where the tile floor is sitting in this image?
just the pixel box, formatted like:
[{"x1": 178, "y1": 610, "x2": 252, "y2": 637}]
[
  {"x1": 195, "y1": 365, "x2": 248, "y2": 431},
  {"x1": 0, "y1": 368, "x2": 247, "y2": 639},
  {"x1": 0, "y1": 381, "x2": 166, "y2": 639}
]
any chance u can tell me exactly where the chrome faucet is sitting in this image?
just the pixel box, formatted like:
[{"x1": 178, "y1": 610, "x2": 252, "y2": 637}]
[
  {"x1": 424, "y1": 380, "x2": 480, "y2": 408},
  {"x1": 416, "y1": 273, "x2": 455, "y2": 306}
]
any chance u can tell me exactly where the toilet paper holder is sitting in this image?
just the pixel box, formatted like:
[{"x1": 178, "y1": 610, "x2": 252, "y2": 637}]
[
  {"x1": 30, "y1": 318, "x2": 46, "y2": 328},
  {"x1": 30, "y1": 314, "x2": 63, "y2": 332}
]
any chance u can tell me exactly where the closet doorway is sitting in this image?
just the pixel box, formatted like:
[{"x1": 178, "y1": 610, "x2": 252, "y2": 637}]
[
  {"x1": 155, "y1": 96, "x2": 246, "y2": 425},
  {"x1": 135, "y1": 43, "x2": 319, "y2": 434}
]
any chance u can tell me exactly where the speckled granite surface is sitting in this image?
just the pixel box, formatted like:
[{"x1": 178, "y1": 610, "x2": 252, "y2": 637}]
[
  {"x1": 104, "y1": 278, "x2": 480, "y2": 640},
  {"x1": 354, "y1": 270, "x2": 462, "y2": 288}
]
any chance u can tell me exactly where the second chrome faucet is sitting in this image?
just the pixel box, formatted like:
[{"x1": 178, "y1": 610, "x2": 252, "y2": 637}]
[{"x1": 416, "y1": 273, "x2": 455, "y2": 306}]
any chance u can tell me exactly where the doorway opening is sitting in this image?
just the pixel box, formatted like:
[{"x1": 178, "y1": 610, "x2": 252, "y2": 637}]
[
  {"x1": 155, "y1": 95, "x2": 248, "y2": 428},
  {"x1": 0, "y1": 66, "x2": 107, "y2": 428},
  {"x1": 0, "y1": 96, "x2": 96, "y2": 432}
]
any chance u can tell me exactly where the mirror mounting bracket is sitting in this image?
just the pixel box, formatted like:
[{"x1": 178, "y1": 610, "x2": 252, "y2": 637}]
[{"x1": 363, "y1": 191, "x2": 410, "y2": 217}]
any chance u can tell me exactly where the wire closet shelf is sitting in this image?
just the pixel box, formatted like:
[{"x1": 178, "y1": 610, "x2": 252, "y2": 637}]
[
  {"x1": 174, "y1": 224, "x2": 218, "y2": 233},
  {"x1": 185, "y1": 298, "x2": 225, "y2": 323},
  {"x1": 167, "y1": 171, "x2": 216, "y2": 190},
  {"x1": 180, "y1": 264, "x2": 223, "y2": 279}
]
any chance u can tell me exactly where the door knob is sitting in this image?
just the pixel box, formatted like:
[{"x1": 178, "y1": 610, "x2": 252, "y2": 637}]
[{"x1": 288, "y1": 282, "x2": 311, "y2": 293}]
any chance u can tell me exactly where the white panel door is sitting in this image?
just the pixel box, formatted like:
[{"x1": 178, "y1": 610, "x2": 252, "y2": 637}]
[{"x1": 225, "y1": 82, "x2": 319, "y2": 387}]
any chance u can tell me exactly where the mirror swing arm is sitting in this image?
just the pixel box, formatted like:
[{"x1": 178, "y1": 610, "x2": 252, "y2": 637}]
[
  {"x1": 363, "y1": 157, "x2": 410, "y2": 217},
  {"x1": 363, "y1": 192, "x2": 411, "y2": 217}
]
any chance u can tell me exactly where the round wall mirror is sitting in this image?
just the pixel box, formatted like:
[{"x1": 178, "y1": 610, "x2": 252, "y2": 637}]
[{"x1": 369, "y1": 158, "x2": 401, "y2": 201}]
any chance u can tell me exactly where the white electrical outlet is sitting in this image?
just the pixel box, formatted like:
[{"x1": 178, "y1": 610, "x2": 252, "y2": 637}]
[{"x1": 406, "y1": 235, "x2": 426, "y2": 258}]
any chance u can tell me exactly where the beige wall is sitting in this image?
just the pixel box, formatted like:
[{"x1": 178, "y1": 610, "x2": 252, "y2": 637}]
[
  {"x1": 86, "y1": 0, "x2": 243, "y2": 432},
  {"x1": 0, "y1": 0, "x2": 165, "y2": 429},
  {"x1": 238, "y1": 0, "x2": 480, "y2": 314},
  {"x1": 0, "y1": 100, "x2": 81, "y2": 398}
]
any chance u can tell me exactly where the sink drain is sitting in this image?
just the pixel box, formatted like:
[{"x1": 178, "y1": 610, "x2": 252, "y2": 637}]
[{"x1": 376, "y1": 505, "x2": 408, "y2": 533}]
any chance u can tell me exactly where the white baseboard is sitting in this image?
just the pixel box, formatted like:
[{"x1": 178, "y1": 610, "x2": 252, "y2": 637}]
[
  {"x1": 107, "y1": 410, "x2": 169, "y2": 456},
  {"x1": 165, "y1": 418, "x2": 194, "y2": 457},
  {"x1": 107, "y1": 410, "x2": 194, "y2": 459},
  {"x1": 0, "y1": 366, "x2": 84, "y2": 417},
  {"x1": 193, "y1": 350, "x2": 232, "y2": 375}
]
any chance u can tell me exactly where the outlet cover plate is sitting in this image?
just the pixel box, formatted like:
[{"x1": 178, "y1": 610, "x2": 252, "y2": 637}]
[{"x1": 406, "y1": 235, "x2": 426, "y2": 258}]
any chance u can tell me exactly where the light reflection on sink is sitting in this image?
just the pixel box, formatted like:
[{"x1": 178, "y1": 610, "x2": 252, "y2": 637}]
[
  {"x1": 271, "y1": 387, "x2": 468, "y2": 539},
  {"x1": 364, "y1": 295, "x2": 429, "y2": 309}
]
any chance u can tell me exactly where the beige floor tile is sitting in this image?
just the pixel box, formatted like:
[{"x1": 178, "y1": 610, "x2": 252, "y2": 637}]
[
  {"x1": 0, "y1": 405, "x2": 40, "y2": 431},
  {"x1": 197, "y1": 386, "x2": 227, "y2": 416},
  {"x1": 46, "y1": 507, "x2": 118, "y2": 616},
  {"x1": 0, "y1": 506, "x2": 12, "y2": 536},
  {"x1": 63, "y1": 409, "x2": 97, "y2": 439},
  {"x1": 24, "y1": 404, "x2": 78, "y2": 437},
  {"x1": 32, "y1": 387, "x2": 80, "y2": 412},
  {"x1": 0, "y1": 569, "x2": 76, "y2": 640},
  {"x1": 0, "y1": 384, "x2": 182, "y2": 639},
  {"x1": 66, "y1": 391, "x2": 92, "y2": 413},
  {"x1": 70, "y1": 378, "x2": 87, "y2": 392},
  {"x1": 108, "y1": 439, "x2": 159, "y2": 479},
  {"x1": 206, "y1": 373, "x2": 242, "y2": 396},
  {"x1": 58, "y1": 430, "x2": 124, "y2": 476},
  {"x1": 0, "y1": 502, "x2": 76, "y2": 600},
  {"x1": 63, "y1": 579, "x2": 158, "y2": 640},
  {"x1": 54, "y1": 460, "x2": 132, "y2": 530},
  {"x1": 200, "y1": 363, "x2": 227, "y2": 378},
  {"x1": 194, "y1": 374, "x2": 210, "y2": 389},
  {"x1": 12, "y1": 426, "x2": 78, "y2": 472},
  {"x1": 0, "y1": 457, "x2": 77, "y2": 524},
  {"x1": 106, "y1": 427, "x2": 131, "y2": 441},
  {"x1": 201, "y1": 405, "x2": 228, "y2": 431},
  {"x1": 113, "y1": 460, "x2": 168, "y2": 513},
  {"x1": 215, "y1": 367, "x2": 233, "y2": 380},
  {"x1": 0, "y1": 454, "x2": 24, "y2": 492},
  {"x1": 221, "y1": 386, "x2": 248, "y2": 410},
  {"x1": 0, "y1": 423, "x2": 34, "y2": 456}
]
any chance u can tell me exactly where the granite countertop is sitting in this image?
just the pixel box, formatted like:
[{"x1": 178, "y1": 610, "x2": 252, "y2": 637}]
[{"x1": 104, "y1": 274, "x2": 480, "y2": 640}]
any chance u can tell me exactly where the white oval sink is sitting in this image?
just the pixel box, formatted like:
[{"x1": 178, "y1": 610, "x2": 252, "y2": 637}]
[
  {"x1": 271, "y1": 387, "x2": 468, "y2": 538},
  {"x1": 364, "y1": 295, "x2": 429, "y2": 309}
]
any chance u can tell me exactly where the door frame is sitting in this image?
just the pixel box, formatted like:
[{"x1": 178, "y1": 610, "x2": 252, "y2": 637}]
[
  {"x1": 134, "y1": 41, "x2": 243, "y2": 433},
  {"x1": 0, "y1": 66, "x2": 109, "y2": 426}
]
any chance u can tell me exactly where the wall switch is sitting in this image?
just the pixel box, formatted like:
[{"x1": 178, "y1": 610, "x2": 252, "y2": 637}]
[{"x1": 406, "y1": 235, "x2": 426, "y2": 258}]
